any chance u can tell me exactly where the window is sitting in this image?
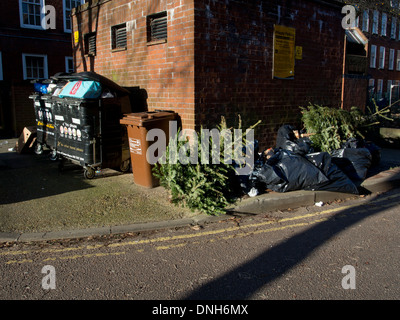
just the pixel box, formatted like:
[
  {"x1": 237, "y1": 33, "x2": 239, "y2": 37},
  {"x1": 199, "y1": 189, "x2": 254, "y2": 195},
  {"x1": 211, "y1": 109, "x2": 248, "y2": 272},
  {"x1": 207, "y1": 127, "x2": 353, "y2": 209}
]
[
  {"x1": 369, "y1": 78, "x2": 375, "y2": 89},
  {"x1": 19, "y1": 0, "x2": 45, "y2": 29},
  {"x1": 370, "y1": 45, "x2": 377, "y2": 68},
  {"x1": 22, "y1": 54, "x2": 48, "y2": 80},
  {"x1": 377, "y1": 79, "x2": 383, "y2": 99},
  {"x1": 84, "y1": 32, "x2": 96, "y2": 56},
  {"x1": 379, "y1": 46, "x2": 386, "y2": 69},
  {"x1": 397, "y1": 50, "x2": 400, "y2": 70},
  {"x1": 391, "y1": 17, "x2": 397, "y2": 39},
  {"x1": 368, "y1": 78, "x2": 375, "y2": 97},
  {"x1": 387, "y1": 80, "x2": 393, "y2": 98},
  {"x1": 0, "y1": 52, "x2": 3, "y2": 81},
  {"x1": 362, "y1": 10, "x2": 369, "y2": 32},
  {"x1": 65, "y1": 56, "x2": 74, "y2": 73},
  {"x1": 394, "y1": 80, "x2": 400, "y2": 99},
  {"x1": 372, "y1": 10, "x2": 379, "y2": 34},
  {"x1": 389, "y1": 49, "x2": 395, "y2": 70},
  {"x1": 381, "y1": 13, "x2": 387, "y2": 36},
  {"x1": 398, "y1": 22, "x2": 400, "y2": 40},
  {"x1": 63, "y1": 0, "x2": 84, "y2": 33},
  {"x1": 111, "y1": 23, "x2": 127, "y2": 50},
  {"x1": 147, "y1": 12, "x2": 168, "y2": 43}
]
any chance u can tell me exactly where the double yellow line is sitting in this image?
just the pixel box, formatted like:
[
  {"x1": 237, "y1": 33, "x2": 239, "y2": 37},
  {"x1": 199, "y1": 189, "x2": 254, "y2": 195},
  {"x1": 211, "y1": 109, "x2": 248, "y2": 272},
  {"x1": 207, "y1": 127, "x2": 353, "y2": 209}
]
[{"x1": 2, "y1": 193, "x2": 399, "y2": 265}]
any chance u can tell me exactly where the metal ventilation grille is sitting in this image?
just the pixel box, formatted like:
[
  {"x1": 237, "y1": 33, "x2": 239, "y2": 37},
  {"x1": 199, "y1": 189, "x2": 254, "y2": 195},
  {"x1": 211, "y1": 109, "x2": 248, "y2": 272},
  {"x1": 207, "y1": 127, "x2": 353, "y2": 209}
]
[
  {"x1": 112, "y1": 24, "x2": 127, "y2": 49},
  {"x1": 150, "y1": 14, "x2": 167, "y2": 41},
  {"x1": 116, "y1": 26, "x2": 127, "y2": 47},
  {"x1": 85, "y1": 33, "x2": 96, "y2": 56}
]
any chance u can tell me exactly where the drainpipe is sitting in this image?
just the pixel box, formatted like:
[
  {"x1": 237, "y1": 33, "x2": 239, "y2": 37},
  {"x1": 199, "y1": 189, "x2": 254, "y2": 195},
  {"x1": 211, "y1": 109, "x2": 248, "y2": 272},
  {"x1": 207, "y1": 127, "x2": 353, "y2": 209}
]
[{"x1": 341, "y1": 35, "x2": 347, "y2": 109}]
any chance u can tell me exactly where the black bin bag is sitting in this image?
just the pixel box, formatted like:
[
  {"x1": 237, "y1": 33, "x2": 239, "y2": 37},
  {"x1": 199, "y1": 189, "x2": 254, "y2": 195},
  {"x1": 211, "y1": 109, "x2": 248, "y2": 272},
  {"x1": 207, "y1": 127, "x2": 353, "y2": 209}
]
[
  {"x1": 276, "y1": 124, "x2": 297, "y2": 149},
  {"x1": 331, "y1": 148, "x2": 372, "y2": 181},
  {"x1": 248, "y1": 150, "x2": 360, "y2": 195},
  {"x1": 250, "y1": 150, "x2": 329, "y2": 193},
  {"x1": 275, "y1": 124, "x2": 313, "y2": 155},
  {"x1": 248, "y1": 163, "x2": 288, "y2": 193},
  {"x1": 305, "y1": 152, "x2": 359, "y2": 194},
  {"x1": 273, "y1": 150, "x2": 329, "y2": 192}
]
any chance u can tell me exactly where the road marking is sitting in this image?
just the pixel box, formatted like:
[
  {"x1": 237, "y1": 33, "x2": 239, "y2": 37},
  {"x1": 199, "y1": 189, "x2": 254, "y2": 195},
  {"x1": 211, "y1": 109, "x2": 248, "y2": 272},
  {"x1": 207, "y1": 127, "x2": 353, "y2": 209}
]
[
  {"x1": 109, "y1": 193, "x2": 400, "y2": 250},
  {"x1": 4, "y1": 251, "x2": 126, "y2": 265},
  {"x1": 2, "y1": 193, "x2": 400, "y2": 264},
  {"x1": 0, "y1": 246, "x2": 95, "y2": 257},
  {"x1": 58, "y1": 251, "x2": 125, "y2": 261},
  {"x1": 5, "y1": 259, "x2": 33, "y2": 265},
  {"x1": 106, "y1": 203, "x2": 362, "y2": 249},
  {"x1": 156, "y1": 243, "x2": 187, "y2": 251}
]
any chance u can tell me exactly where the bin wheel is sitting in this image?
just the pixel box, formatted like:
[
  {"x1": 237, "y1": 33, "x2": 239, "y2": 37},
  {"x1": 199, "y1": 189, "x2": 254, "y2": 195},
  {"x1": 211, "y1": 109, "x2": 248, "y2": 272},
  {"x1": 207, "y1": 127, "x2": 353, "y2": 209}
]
[
  {"x1": 119, "y1": 159, "x2": 131, "y2": 173},
  {"x1": 84, "y1": 167, "x2": 96, "y2": 179},
  {"x1": 35, "y1": 143, "x2": 43, "y2": 155},
  {"x1": 49, "y1": 150, "x2": 58, "y2": 161}
]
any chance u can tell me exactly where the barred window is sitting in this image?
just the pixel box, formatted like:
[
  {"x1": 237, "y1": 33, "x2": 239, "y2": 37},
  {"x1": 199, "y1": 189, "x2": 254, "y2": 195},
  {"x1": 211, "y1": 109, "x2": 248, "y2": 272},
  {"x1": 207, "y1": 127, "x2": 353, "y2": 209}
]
[
  {"x1": 84, "y1": 32, "x2": 96, "y2": 56},
  {"x1": 147, "y1": 12, "x2": 167, "y2": 43},
  {"x1": 111, "y1": 23, "x2": 127, "y2": 50}
]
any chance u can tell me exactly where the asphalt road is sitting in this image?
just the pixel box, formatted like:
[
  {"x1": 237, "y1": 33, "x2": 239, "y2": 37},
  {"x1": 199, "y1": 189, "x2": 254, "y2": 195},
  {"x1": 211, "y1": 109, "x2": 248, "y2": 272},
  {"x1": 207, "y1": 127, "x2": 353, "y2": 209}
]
[{"x1": 1, "y1": 188, "x2": 400, "y2": 304}]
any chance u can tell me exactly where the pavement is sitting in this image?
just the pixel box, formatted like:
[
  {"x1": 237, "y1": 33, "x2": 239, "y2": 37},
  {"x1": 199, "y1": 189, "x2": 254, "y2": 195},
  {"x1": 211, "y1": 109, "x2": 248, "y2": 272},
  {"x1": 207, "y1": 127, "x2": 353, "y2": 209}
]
[{"x1": 1, "y1": 137, "x2": 400, "y2": 243}]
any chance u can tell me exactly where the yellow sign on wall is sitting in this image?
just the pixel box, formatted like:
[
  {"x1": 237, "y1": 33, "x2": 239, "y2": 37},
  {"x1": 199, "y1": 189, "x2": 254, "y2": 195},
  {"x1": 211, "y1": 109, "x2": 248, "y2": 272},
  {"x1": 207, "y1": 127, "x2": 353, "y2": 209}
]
[
  {"x1": 273, "y1": 25, "x2": 296, "y2": 79},
  {"x1": 74, "y1": 31, "x2": 79, "y2": 44}
]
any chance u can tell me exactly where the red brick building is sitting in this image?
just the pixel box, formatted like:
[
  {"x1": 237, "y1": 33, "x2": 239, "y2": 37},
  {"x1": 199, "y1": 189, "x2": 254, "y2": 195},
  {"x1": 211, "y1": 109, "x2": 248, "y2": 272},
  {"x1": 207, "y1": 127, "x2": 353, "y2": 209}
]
[
  {"x1": 0, "y1": 0, "x2": 84, "y2": 137},
  {"x1": 69, "y1": 0, "x2": 359, "y2": 147}
]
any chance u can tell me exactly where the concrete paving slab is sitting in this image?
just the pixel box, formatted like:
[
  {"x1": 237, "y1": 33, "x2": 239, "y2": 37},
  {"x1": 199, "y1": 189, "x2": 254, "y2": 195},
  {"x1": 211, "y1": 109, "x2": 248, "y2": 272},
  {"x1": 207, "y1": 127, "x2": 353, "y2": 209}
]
[
  {"x1": 110, "y1": 218, "x2": 195, "y2": 234},
  {"x1": 314, "y1": 190, "x2": 359, "y2": 203},
  {"x1": 362, "y1": 167, "x2": 400, "y2": 193},
  {"x1": 230, "y1": 190, "x2": 316, "y2": 214},
  {"x1": 42, "y1": 227, "x2": 112, "y2": 241},
  {"x1": 0, "y1": 232, "x2": 20, "y2": 242},
  {"x1": 18, "y1": 227, "x2": 111, "y2": 242}
]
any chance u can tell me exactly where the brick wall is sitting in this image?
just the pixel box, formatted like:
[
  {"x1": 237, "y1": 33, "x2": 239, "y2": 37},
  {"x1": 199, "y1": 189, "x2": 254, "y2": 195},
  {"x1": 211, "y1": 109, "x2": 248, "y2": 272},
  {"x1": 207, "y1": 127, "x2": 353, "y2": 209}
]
[
  {"x1": 72, "y1": 0, "x2": 196, "y2": 129},
  {"x1": 73, "y1": 0, "x2": 346, "y2": 148},
  {"x1": 193, "y1": 0, "x2": 345, "y2": 148},
  {"x1": 342, "y1": 77, "x2": 368, "y2": 111},
  {"x1": 11, "y1": 85, "x2": 36, "y2": 135}
]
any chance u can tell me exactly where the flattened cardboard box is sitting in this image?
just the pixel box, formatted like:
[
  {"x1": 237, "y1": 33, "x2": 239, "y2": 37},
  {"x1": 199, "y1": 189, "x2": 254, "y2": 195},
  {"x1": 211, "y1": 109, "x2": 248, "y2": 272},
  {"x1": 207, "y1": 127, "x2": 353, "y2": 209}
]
[{"x1": 16, "y1": 126, "x2": 37, "y2": 154}]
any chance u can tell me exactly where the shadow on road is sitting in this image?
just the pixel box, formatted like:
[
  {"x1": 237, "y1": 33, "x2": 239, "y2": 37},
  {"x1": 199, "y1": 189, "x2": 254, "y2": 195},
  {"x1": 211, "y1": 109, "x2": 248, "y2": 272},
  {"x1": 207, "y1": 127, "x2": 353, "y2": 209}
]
[{"x1": 183, "y1": 190, "x2": 400, "y2": 299}]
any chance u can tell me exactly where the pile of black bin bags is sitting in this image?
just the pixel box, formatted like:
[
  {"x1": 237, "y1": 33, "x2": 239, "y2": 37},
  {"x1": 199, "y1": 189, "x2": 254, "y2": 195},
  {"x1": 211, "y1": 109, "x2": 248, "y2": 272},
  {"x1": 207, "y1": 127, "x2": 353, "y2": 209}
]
[{"x1": 242, "y1": 125, "x2": 381, "y2": 196}]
